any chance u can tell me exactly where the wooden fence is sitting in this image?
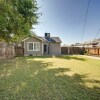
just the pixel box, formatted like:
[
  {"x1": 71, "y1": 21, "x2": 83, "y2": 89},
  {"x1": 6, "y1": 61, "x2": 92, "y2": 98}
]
[
  {"x1": 85, "y1": 47, "x2": 100, "y2": 56},
  {"x1": 0, "y1": 43, "x2": 24, "y2": 59},
  {"x1": 61, "y1": 47, "x2": 83, "y2": 55},
  {"x1": 61, "y1": 46, "x2": 100, "y2": 56},
  {"x1": 15, "y1": 46, "x2": 24, "y2": 56},
  {"x1": 0, "y1": 43, "x2": 15, "y2": 59}
]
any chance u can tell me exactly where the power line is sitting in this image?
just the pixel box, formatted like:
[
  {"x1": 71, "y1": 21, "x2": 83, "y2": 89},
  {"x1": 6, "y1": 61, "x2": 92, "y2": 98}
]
[
  {"x1": 81, "y1": 0, "x2": 91, "y2": 42},
  {"x1": 95, "y1": 27, "x2": 100, "y2": 39}
]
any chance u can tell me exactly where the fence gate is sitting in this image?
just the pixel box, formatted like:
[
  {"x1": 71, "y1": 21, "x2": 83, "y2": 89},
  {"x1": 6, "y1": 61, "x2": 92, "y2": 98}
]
[{"x1": 15, "y1": 47, "x2": 24, "y2": 56}]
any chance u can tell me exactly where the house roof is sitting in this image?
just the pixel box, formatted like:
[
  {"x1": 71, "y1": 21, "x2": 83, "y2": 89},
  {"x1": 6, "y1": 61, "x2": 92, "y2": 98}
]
[
  {"x1": 81, "y1": 38, "x2": 100, "y2": 45},
  {"x1": 96, "y1": 43, "x2": 100, "y2": 47},
  {"x1": 51, "y1": 37, "x2": 62, "y2": 43},
  {"x1": 38, "y1": 37, "x2": 48, "y2": 42},
  {"x1": 39, "y1": 37, "x2": 62, "y2": 43},
  {"x1": 22, "y1": 35, "x2": 44, "y2": 42},
  {"x1": 23, "y1": 36, "x2": 62, "y2": 43}
]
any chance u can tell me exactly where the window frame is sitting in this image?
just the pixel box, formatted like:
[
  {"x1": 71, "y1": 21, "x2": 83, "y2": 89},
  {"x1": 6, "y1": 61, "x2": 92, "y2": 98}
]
[
  {"x1": 27, "y1": 42, "x2": 40, "y2": 51},
  {"x1": 33, "y1": 42, "x2": 40, "y2": 51}
]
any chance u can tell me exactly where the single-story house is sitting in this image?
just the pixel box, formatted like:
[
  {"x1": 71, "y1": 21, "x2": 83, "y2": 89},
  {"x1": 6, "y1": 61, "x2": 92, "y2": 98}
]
[
  {"x1": 75, "y1": 38, "x2": 100, "y2": 47},
  {"x1": 22, "y1": 33, "x2": 62, "y2": 56}
]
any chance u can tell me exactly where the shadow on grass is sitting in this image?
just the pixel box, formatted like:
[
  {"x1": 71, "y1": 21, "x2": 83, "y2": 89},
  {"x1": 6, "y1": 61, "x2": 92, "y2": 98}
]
[
  {"x1": 0, "y1": 57, "x2": 99, "y2": 100},
  {"x1": 56, "y1": 55, "x2": 86, "y2": 61},
  {"x1": 15, "y1": 55, "x2": 86, "y2": 61}
]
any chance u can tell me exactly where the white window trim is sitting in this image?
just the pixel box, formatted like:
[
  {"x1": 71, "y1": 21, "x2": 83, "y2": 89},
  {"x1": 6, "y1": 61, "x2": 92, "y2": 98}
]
[{"x1": 27, "y1": 42, "x2": 40, "y2": 51}]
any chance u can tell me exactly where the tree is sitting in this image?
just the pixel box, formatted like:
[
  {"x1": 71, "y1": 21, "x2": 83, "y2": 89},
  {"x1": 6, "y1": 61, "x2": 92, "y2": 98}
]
[
  {"x1": 71, "y1": 44, "x2": 74, "y2": 46},
  {"x1": 0, "y1": 0, "x2": 38, "y2": 42}
]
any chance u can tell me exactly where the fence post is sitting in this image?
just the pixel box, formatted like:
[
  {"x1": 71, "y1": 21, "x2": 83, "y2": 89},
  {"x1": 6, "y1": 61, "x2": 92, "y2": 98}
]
[
  {"x1": 68, "y1": 47, "x2": 70, "y2": 55},
  {"x1": 98, "y1": 48, "x2": 99, "y2": 56},
  {"x1": 99, "y1": 48, "x2": 100, "y2": 56}
]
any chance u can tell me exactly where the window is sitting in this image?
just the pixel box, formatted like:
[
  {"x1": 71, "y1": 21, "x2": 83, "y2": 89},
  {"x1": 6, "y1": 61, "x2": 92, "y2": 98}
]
[
  {"x1": 28, "y1": 42, "x2": 40, "y2": 51},
  {"x1": 28, "y1": 43, "x2": 33, "y2": 51},
  {"x1": 34, "y1": 43, "x2": 40, "y2": 51}
]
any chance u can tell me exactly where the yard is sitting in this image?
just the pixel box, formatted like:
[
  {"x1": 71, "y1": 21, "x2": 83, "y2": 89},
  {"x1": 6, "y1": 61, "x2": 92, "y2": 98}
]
[{"x1": 0, "y1": 56, "x2": 100, "y2": 100}]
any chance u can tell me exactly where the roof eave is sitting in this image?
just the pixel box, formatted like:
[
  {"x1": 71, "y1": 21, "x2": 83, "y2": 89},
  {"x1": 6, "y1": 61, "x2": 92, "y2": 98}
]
[{"x1": 22, "y1": 36, "x2": 44, "y2": 42}]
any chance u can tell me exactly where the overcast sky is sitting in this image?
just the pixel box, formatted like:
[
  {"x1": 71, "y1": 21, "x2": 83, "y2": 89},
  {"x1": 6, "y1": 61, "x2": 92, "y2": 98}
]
[{"x1": 34, "y1": 0, "x2": 100, "y2": 45}]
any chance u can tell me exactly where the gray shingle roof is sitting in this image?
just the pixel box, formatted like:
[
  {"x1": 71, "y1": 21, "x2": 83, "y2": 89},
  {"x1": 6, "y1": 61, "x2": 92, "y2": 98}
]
[
  {"x1": 38, "y1": 37, "x2": 48, "y2": 42},
  {"x1": 23, "y1": 35, "x2": 62, "y2": 43},
  {"x1": 51, "y1": 37, "x2": 62, "y2": 43},
  {"x1": 39, "y1": 37, "x2": 62, "y2": 43}
]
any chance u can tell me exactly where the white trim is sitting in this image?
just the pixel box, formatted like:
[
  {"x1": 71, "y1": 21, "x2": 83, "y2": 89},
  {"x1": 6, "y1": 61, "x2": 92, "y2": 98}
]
[
  {"x1": 22, "y1": 37, "x2": 29, "y2": 41},
  {"x1": 27, "y1": 42, "x2": 40, "y2": 51}
]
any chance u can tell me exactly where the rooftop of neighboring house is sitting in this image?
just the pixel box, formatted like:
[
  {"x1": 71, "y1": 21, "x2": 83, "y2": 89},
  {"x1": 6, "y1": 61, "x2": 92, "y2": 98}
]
[
  {"x1": 81, "y1": 38, "x2": 100, "y2": 45},
  {"x1": 96, "y1": 42, "x2": 100, "y2": 47},
  {"x1": 74, "y1": 38, "x2": 100, "y2": 46}
]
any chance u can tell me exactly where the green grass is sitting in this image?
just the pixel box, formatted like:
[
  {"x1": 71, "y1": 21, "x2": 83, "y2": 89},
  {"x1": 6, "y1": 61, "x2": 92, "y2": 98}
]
[{"x1": 0, "y1": 55, "x2": 100, "y2": 100}]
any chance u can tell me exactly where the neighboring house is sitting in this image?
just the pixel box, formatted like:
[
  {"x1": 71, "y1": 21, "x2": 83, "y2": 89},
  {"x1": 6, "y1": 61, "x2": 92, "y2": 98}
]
[
  {"x1": 96, "y1": 43, "x2": 100, "y2": 47},
  {"x1": 75, "y1": 38, "x2": 100, "y2": 47},
  {"x1": 74, "y1": 42, "x2": 95, "y2": 47},
  {"x1": 22, "y1": 33, "x2": 62, "y2": 56}
]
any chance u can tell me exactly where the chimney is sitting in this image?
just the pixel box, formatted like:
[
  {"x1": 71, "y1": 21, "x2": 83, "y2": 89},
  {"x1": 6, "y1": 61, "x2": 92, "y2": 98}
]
[{"x1": 45, "y1": 33, "x2": 50, "y2": 38}]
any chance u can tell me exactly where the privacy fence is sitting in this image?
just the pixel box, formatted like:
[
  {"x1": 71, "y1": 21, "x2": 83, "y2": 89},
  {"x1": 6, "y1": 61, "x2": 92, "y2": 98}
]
[
  {"x1": 61, "y1": 47, "x2": 84, "y2": 55},
  {"x1": 61, "y1": 46, "x2": 100, "y2": 56},
  {"x1": 0, "y1": 42, "x2": 24, "y2": 59},
  {"x1": 15, "y1": 46, "x2": 24, "y2": 57},
  {"x1": 85, "y1": 47, "x2": 100, "y2": 56},
  {"x1": 0, "y1": 43, "x2": 15, "y2": 59}
]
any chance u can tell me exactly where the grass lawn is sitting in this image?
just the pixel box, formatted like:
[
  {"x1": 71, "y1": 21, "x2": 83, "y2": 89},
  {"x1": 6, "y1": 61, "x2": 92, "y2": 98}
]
[{"x1": 0, "y1": 55, "x2": 100, "y2": 100}]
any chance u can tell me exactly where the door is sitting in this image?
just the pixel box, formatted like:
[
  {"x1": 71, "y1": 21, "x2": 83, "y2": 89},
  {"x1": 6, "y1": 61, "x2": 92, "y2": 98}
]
[{"x1": 44, "y1": 44, "x2": 50, "y2": 55}]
